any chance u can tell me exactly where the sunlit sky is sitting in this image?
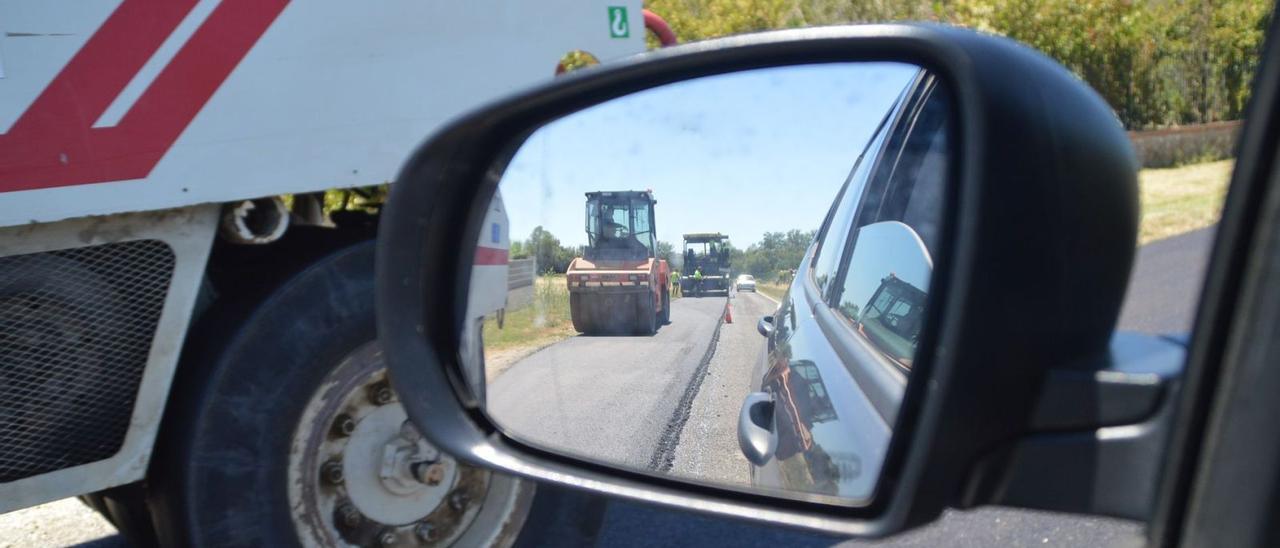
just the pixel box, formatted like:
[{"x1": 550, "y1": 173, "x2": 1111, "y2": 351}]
[
  {"x1": 838, "y1": 220, "x2": 933, "y2": 313},
  {"x1": 497, "y1": 62, "x2": 919, "y2": 249}
]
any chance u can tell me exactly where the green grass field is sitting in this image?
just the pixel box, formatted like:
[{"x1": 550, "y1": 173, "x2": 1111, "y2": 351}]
[{"x1": 1139, "y1": 159, "x2": 1232, "y2": 244}]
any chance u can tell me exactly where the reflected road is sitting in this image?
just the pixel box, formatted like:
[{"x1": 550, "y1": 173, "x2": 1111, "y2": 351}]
[{"x1": 488, "y1": 296, "x2": 728, "y2": 471}]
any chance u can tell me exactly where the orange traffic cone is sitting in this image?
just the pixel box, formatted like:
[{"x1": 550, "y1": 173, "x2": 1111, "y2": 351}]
[{"x1": 725, "y1": 302, "x2": 734, "y2": 324}]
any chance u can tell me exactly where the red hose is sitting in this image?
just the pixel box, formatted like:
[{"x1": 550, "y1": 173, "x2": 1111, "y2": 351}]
[
  {"x1": 644, "y1": 9, "x2": 677, "y2": 47},
  {"x1": 556, "y1": 8, "x2": 677, "y2": 75}
]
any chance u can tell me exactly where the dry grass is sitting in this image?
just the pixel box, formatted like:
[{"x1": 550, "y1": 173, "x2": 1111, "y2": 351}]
[
  {"x1": 1138, "y1": 159, "x2": 1233, "y2": 244},
  {"x1": 756, "y1": 282, "x2": 789, "y2": 302},
  {"x1": 482, "y1": 274, "x2": 575, "y2": 353}
]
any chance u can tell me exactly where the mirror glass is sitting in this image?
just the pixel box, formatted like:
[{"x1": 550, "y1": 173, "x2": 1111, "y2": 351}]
[{"x1": 466, "y1": 62, "x2": 952, "y2": 505}]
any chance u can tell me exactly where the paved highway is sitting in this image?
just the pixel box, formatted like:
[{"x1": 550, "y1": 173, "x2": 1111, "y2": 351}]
[
  {"x1": 668, "y1": 290, "x2": 776, "y2": 486},
  {"x1": 488, "y1": 286, "x2": 777, "y2": 486},
  {"x1": 488, "y1": 296, "x2": 727, "y2": 471}
]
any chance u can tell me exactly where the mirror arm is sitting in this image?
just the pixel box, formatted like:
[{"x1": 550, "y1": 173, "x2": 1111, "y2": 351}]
[
  {"x1": 1030, "y1": 332, "x2": 1185, "y2": 430},
  {"x1": 961, "y1": 333, "x2": 1186, "y2": 520}
]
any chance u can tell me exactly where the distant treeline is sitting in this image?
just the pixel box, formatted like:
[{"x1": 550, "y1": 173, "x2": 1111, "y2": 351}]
[
  {"x1": 645, "y1": 0, "x2": 1272, "y2": 130},
  {"x1": 512, "y1": 225, "x2": 814, "y2": 282}
]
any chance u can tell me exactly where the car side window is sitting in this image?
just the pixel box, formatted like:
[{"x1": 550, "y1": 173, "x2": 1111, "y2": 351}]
[
  {"x1": 809, "y1": 112, "x2": 894, "y2": 295},
  {"x1": 828, "y1": 80, "x2": 950, "y2": 369},
  {"x1": 874, "y1": 82, "x2": 950, "y2": 256}
]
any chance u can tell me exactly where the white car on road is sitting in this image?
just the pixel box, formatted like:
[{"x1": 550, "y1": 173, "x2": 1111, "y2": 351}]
[{"x1": 736, "y1": 274, "x2": 757, "y2": 292}]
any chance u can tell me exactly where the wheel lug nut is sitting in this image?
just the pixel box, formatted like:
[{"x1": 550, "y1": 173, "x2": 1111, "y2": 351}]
[
  {"x1": 377, "y1": 529, "x2": 398, "y2": 547},
  {"x1": 332, "y1": 414, "x2": 356, "y2": 437},
  {"x1": 337, "y1": 503, "x2": 361, "y2": 528},
  {"x1": 368, "y1": 382, "x2": 394, "y2": 405},
  {"x1": 411, "y1": 462, "x2": 445, "y2": 486},
  {"x1": 448, "y1": 491, "x2": 469, "y2": 511},
  {"x1": 415, "y1": 523, "x2": 436, "y2": 542},
  {"x1": 321, "y1": 460, "x2": 344, "y2": 485}
]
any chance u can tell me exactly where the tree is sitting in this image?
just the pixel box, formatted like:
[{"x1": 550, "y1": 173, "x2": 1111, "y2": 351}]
[
  {"x1": 526, "y1": 226, "x2": 567, "y2": 273},
  {"x1": 656, "y1": 240, "x2": 678, "y2": 268},
  {"x1": 509, "y1": 240, "x2": 529, "y2": 260},
  {"x1": 737, "y1": 229, "x2": 815, "y2": 280},
  {"x1": 645, "y1": 0, "x2": 1272, "y2": 130}
]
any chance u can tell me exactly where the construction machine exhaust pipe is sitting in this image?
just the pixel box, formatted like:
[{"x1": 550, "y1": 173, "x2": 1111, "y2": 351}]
[{"x1": 219, "y1": 197, "x2": 290, "y2": 244}]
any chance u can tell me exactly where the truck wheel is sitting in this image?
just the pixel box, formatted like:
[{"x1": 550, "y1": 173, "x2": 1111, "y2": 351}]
[
  {"x1": 569, "y1": 293, "x2": 593, "y2": 334},
  {"x1": 636, "y1": 292, "x2": 657, "y2": 335},
  {"x1": 659, "y1": 287, "x2": 671, "y2": 325},
  {"x1": 146, "y1": 241, "x2": 546, "y2": 547}
]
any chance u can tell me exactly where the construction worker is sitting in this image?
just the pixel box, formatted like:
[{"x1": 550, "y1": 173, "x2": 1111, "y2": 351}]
[
  {"x1": 671, "y1": 270, "x2": 682, "y2": 297},
  {"x1": 693, "y1": 267, "x2": 703, "y2": 296}
]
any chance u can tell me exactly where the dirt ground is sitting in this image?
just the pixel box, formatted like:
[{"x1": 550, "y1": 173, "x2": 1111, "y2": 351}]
[{"x1": 0, "y1": 498, "x2": 122, "y2": 548}]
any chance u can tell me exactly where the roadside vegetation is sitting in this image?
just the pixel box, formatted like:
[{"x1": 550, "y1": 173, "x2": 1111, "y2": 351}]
[
  {"x1": 1139, "y1": 160, "x2": 1233, "y2": 243},
  {"x1": 647, "y1": 0, "x2": 1270, "y2": 133},
  {"x1": 483, "y1": 274, "x2": 574, "y2": 352},
  {"x1": 756, "y1": 282, "x2": 789, "y2": 302}
]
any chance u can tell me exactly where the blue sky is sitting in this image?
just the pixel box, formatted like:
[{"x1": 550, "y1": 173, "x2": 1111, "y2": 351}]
[
  {"x1": 497, "y1": 62, "x2": 919, "y2": 249},
  {"x1": 837, "y1": 220, "x2": 933, "y2": 315}
]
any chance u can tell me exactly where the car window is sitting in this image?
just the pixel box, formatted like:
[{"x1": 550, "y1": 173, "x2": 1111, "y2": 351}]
[
  {"x1": 828, "y1": 80, "x2": 950, "y2": 369},
  {"x1": 872, "y1": 82, "x2": 950, "y2": 255},
  {"x1": 631, "y1": 198, "x2": 655, "y2": 252},
  {"x1": 809, "y1": 106, "x2": 897, "y2": 295},
  {"x1": 845, "y1": 78, "x2": 948, "y2": 249}
]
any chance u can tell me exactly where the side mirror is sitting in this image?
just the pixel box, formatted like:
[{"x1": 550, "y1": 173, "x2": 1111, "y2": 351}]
[
  {"x1": 377, "y1": 24, "x2": 1184, "y2": 537},
  {"x1": 757, "y1": 315, "x2": 774, "y2": 338}
]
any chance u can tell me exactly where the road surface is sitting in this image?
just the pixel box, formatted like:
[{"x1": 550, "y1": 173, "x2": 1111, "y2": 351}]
[
  {"x1": 0, "y1": 227, "x2": 1216, "y2": 547},
  {"x1": 488, "y1": 295, "x2": 727, "y2": 471},
  {"x1": 668, "y1": 290, "x2": 776, "y2": 486}
]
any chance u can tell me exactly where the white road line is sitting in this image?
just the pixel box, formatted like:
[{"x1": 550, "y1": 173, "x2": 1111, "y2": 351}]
[{"x1": 752, "y1": 289, "x2": 781, "y2": 306}]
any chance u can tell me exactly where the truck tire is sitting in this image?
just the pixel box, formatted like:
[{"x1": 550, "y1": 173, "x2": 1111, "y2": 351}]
[
  {"x1": 569, "y1": 293, "x2": 594, "y2": 334},
  {"x1": 636, "y1": 292, "x2": 657, "y2": 335},
  {"x1": 143, "y1": 241, "x2": 556, "y2": 547},
  {"x1": 659, "y1": 287, "x2": 671, "y2": 325}
]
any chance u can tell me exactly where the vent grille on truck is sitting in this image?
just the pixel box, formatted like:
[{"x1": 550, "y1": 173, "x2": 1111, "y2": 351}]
[{"x1": 0, "y1": 240, "x2": 175, "y2": 483}]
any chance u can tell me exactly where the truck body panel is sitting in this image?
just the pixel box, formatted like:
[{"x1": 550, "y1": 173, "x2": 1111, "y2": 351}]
[
  {"x1": 0, "y1": 206, "x2": 217, "y2": 513},
  {"x1": 0, "y1": 0, "x2": 644, "y2": 226},
  {"x1": 0, "y1": 0, "x2": 646, "y2": 514}
]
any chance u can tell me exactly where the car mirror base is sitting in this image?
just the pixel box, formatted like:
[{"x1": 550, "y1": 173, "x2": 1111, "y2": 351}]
[{"x1": 963, "y1": 332, "x2": 1186, "y2": 520}]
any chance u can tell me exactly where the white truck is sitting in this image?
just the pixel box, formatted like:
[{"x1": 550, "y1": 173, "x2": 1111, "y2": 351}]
[{"x1": 0, "y1": 2, "x2": 651, "y2": 545}]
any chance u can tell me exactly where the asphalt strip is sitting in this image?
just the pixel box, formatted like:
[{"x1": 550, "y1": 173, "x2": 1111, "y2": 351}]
[{"x1": 647, "y1": 298, "x2": 728, "y2": 472}]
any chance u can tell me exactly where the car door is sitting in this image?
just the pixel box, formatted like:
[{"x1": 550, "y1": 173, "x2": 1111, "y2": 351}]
[{"x1": 748, "y1": 70, "x2": 943, "y2": 500}]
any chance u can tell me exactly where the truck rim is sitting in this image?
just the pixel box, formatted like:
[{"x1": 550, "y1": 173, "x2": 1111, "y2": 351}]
[{"x1": 288, "y1": 342, "x2": 533, "y2": 547}]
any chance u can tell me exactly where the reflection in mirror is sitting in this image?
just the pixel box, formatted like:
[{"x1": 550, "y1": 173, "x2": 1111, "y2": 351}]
[{"x1": 467, "y1": 62, "x2": 951, "y2": 505}]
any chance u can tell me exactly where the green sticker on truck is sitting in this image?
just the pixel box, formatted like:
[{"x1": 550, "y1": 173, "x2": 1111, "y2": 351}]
[{"x1": 608, "y1": 6, "x2": 629, "y2": 38}]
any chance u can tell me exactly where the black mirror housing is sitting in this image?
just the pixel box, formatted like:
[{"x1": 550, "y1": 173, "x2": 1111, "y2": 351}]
[{"x1": 377, "y1": 24, "x2": 1146, "y2": 537}]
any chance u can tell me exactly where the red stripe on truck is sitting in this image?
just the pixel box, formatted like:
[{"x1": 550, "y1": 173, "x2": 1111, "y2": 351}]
[
  {"x1": 474, "y1": 247, "x2": 509, "y2": 266},
  {"x1": 0, "y1": 0, "x2": 290, "y2": 192}
]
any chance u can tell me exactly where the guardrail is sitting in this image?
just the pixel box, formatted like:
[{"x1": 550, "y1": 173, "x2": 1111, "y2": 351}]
[
  {"x1": 504, "y1": 258, "x2": 537, "y2": 312},
  {"x1": 508, "y1": 258, "x2": 535, "y2": 290}
]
